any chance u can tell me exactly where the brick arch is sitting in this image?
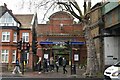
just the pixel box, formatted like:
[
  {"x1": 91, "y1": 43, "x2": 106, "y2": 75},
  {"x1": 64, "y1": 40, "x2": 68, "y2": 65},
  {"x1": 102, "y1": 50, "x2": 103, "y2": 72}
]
[
  {"x1": 49, "y1": 11, "x2": 74, "y2": 25},
  {"x1": 49, "y1": 11, "x2": 74, "y2": 19}
]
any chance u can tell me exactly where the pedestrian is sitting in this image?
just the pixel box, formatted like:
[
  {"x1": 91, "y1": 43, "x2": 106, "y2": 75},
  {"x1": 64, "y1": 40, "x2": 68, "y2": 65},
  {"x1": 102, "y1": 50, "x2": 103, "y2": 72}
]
[
  {"x1": 50, "y1": 57, "x2": 54, "y2": 72},
  {"x1": 62, "y1": 57, "x2": 67, "y2": 74},
  {"x1": 47, "y1": 59, "x2": 50, "y2": 72},
  {"x1": 43, "y1": 58, "x2": 48, "y2": 73},
  {"x1": 37, "y1": 57, "x2": 42, "y2": 74},
  {"x1": 12, "y1": 58, "x2": 22, "y2": 74},
  {"x1": 55, "y1": 59, "x2": 59, "y2": 72}
]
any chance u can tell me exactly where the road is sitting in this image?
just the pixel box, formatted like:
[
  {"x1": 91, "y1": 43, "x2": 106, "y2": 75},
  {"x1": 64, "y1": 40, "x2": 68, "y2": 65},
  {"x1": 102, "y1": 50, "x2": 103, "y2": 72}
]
[{"x1": 2, "y1": 77, "x2": 104, "y2": 80}]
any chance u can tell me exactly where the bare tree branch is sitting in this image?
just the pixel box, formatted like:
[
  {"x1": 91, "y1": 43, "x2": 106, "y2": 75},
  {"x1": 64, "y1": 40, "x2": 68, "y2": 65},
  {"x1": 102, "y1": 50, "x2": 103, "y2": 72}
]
[
  {"x1": 57, "y1": 2, "x2": 82, "y2": 21},
  {"x1": 70, "y1": 2, "x2": 83, "y2": 16},
  {"x1": 36, "y1": 1, "x2": 51, "y2": 9},
  {"x1": 42, "y1": 2, "x2": 56, "y2": 23}
]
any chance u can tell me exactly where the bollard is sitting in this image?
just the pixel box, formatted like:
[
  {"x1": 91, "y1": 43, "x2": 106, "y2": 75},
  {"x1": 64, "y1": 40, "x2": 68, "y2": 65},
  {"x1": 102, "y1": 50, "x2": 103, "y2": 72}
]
[{"x1": 72, "y1": 64, "x2": 76, "y2": 74}]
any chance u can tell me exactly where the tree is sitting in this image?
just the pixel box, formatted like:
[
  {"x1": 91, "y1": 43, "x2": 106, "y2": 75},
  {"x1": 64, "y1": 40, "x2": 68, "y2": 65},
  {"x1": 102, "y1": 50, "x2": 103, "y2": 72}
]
[{"x1": 57, "y1": 0, "x2": 99, "y2": 77}]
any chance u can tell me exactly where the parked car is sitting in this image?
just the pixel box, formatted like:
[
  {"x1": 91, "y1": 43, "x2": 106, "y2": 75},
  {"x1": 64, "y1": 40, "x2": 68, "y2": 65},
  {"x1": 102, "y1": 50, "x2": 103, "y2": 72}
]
[{"x1": 104, "y1": 61, "x2": 120, "y2": 80}]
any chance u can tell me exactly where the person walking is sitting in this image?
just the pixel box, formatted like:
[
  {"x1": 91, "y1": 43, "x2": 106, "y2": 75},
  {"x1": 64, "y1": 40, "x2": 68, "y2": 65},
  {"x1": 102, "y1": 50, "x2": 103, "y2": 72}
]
[
  {"x1": 47, "y1": 59, "x2": 50, "y2": 72},
  {"x1": 43, "y1": 58, "x2": 48, "y2": 73},
  {"x1": 62, "y1": 57, "x2": 67, "y2": 74},
  {"x1": 55, "y1": 59, "x2": 59, "y2": 72},
  {"x1": 37, "y1": 57, "x2": 42, "y2": 74},
  {"x1": 12, "y1": 58, "x2": 22, "y2": 74},
  {"x1": 50, "y1": 57, "x2": 54, "y2": 72}
]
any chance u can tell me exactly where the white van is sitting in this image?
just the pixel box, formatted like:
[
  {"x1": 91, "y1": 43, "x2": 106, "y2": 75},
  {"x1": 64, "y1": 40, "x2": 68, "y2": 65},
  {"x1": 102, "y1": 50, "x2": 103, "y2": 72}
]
[{"x1": 104, "y1": 61, "x2": 120, "y2": 80}]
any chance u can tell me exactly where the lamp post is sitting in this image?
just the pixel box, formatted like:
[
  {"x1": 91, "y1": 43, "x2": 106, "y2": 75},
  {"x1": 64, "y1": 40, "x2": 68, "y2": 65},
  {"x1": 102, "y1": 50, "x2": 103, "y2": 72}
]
[
  {"x1": 65, "y1": 41, "x2": 73, "y2": 75},
  {"x1": 70, "y1": 42, "x2": 73, "y2": 75}
]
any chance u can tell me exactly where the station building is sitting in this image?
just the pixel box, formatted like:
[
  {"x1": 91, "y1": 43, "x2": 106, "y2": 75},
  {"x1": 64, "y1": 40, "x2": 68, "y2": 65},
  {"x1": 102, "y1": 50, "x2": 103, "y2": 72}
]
[{"x1": 36, "y1": 11, "x2": 87, "y2": 66}]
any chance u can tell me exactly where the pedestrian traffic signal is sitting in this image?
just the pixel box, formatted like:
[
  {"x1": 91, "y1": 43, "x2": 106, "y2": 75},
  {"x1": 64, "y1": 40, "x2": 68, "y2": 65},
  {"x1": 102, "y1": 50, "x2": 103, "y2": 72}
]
[{"x1": 17, "y1": 40, "x2": 22, "y2": 50}]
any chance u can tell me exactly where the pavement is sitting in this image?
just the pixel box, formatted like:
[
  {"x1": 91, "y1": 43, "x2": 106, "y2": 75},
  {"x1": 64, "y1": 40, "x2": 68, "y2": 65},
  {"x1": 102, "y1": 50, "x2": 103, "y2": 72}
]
[
  {"x1": 1, "y1": 66, "x2": 87, "y2": 78},
  {"x1": 1, "y1": 66, "x2": 104, "y2": 79}
]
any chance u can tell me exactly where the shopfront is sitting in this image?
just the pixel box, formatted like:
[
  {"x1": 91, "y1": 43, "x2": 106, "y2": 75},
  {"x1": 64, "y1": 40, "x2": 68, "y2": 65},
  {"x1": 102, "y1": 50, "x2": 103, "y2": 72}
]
[{"x1": 39, "y1": 41, "x2": 85, "y2": 65}]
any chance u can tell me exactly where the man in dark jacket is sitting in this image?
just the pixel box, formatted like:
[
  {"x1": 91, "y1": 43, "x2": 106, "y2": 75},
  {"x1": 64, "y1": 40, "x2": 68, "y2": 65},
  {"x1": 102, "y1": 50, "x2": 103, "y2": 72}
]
[
  {"x1": 55, "y1": 59, "x2": 59, "y2": 72},
  {"x1": 62, "y1": 57, "x2": 67, "y2": 74},
  {"x1": 43, "y1": 58, "x2": 48, "y2": 73}
]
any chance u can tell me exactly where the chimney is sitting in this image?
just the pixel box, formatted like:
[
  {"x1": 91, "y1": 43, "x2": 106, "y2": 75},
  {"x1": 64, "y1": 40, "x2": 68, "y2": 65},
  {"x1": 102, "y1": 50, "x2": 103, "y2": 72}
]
[
  {"x1": 9, "y1": 10, "x2": 12, "y2": 13},
  {"x1": 84, "y1": 0, "x2": 87, "y2": 15},
  {"x1": 4, "y1": 3, "x2": 7, "y2": 8},
  {"x1": 88, "y1": 0, "x2": 91, "y2": 12}
]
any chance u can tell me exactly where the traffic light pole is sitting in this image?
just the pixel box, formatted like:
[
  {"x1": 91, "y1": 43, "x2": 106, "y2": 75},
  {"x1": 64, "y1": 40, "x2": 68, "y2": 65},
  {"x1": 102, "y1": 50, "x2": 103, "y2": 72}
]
[
  {"x1": 21, "y1": 50, "x2": 24, "y2": 75},
  {"x1": 65, "y1": 41, "x2": 73, "y2": 75},
  {"x1": 70, "y1": 43, "x2": 73, "y2": 75},
  {"x1": 17, "y1": 38, "x2": 30, "y2": 75},
  {"x1": 32, "y1": 40, "x2": 38, "y2": 71}
]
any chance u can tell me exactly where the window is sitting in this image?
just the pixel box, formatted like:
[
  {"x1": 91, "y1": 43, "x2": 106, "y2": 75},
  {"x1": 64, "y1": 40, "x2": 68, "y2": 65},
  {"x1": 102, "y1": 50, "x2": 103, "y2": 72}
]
[
  {"x1": 1, "y1": 50, "x2": 9, "y2": 63},
  {"x1": 0, "y1": 12, "x2": 14, "y2": 26},
  {"x1": 13, "y1": 32, "x2": 17, "y2": 42},
  {"x1": 12, "y1": 50, "x2": 16, "y2": 63},
  {"x1": 2, "y1": 32, "x2": 10, "y2": 42},
  {"x1": 22, "y1": 33, "x2": 29, "y2": 42},
  {"x1": 7, "y1": 16, "x2": 13, "y2": 23}
]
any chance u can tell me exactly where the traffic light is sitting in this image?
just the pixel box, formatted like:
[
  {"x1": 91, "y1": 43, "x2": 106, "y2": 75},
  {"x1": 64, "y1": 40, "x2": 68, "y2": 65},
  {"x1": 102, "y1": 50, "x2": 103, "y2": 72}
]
[
  {"x1": 35, "y1": 41, "x2": 38, "y2": 50},
  {"x1": 17, "y1": 40, "x2": 22, "y2": 50},
  {"x1": 32, "y1": 40, "x2": 38, "y2": 54}
]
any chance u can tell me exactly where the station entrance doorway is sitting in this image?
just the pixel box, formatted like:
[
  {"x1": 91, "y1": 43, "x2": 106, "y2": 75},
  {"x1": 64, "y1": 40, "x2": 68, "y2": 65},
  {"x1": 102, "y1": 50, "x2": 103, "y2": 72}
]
[{"x1": 53, "y1": 49, "x2": 69, "y2": 66}]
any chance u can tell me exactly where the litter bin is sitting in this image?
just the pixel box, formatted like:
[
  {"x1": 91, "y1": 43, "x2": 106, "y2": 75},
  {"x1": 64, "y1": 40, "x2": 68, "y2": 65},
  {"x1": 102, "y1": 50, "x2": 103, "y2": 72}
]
[{"x1": 71, "y1": 64, "x2": 76, "y2": 74}]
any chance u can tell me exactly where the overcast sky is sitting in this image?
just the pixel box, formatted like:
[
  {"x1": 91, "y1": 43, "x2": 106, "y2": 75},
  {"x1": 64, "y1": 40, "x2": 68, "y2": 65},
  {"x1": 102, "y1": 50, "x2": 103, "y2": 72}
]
[{"x1": 0, "y1": 0, "x2": 102, "y2": 23}]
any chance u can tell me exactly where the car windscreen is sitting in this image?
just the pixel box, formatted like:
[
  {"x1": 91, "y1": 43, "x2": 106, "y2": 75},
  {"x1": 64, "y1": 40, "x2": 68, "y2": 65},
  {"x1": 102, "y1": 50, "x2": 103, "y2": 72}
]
[{"x1": 114, "y1": 61, "x2": 120, "y2": 67}]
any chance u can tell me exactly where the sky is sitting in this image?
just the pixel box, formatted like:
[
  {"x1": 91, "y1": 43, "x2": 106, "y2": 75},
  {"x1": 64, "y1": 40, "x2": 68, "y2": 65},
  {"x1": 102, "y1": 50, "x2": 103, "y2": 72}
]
[{"x1": 0, "y1": 0, "x2": 102, "y2": 23}]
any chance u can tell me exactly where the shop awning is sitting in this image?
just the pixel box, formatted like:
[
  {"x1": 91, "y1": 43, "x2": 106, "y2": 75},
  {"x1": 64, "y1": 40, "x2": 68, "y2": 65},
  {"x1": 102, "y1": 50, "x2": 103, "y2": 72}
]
[{"x1": 40, "y1": 41, "x2": 85, "y2": 45}]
